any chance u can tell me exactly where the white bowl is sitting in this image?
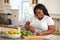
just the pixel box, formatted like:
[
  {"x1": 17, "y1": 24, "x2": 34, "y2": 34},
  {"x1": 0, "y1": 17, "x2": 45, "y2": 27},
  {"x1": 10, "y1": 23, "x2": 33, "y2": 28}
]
[{"x1": 1, "y1": 34, "x2": 21, "y2": 38}]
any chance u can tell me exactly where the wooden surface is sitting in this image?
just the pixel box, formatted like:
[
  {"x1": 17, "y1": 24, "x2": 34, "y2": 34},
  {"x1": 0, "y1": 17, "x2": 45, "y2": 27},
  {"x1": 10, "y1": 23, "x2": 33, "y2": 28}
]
[
  {"x1": 0, "y1": 37, "x2": 49, "y2": 40},
  {"x1": 0, "y1": 25, "x2": 49, "y2": 40}
]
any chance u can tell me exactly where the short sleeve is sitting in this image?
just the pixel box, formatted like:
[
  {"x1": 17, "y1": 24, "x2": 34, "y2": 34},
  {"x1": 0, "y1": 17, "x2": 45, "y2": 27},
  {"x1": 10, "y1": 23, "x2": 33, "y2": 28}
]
[{"x1": 47, "y1": 17, "x2": 55, "y2": 25}]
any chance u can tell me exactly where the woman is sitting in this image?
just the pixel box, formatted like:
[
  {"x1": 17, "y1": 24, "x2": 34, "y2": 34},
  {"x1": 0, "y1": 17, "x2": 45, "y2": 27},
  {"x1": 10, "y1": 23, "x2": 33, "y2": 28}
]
[{"x1": 24, "y1": 4, "x2": 55, "y2": 36}]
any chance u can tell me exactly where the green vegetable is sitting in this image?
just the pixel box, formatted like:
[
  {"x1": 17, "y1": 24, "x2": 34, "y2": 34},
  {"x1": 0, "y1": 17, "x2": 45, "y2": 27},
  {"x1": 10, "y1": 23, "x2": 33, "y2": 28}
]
[{"x1": 21, "y1": 29, "x2": 32, "y2": 36}]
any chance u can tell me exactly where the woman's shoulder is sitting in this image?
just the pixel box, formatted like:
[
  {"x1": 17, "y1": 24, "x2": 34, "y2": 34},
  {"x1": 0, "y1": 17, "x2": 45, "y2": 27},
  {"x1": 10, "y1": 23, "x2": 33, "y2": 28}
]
[
  {"x1": 45, "y1": 15, "x2": 55, "y2": 25},
  {"x1": 44, "y1": 15, "x2": 52, "y2": 19}
]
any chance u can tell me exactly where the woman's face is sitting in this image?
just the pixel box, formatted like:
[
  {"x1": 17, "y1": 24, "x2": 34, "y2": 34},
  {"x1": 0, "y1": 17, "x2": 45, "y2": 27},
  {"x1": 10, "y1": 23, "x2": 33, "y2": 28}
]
[{"x1": 35, "y1": 9, "x2": 44, "y2": 20}]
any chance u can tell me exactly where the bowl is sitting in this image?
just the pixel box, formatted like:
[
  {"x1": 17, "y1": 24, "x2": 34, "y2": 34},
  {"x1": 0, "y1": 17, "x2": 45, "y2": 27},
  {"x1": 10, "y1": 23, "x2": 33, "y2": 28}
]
[{"x1": 1, "y1": 33, "x2": 21, "y2": 38}]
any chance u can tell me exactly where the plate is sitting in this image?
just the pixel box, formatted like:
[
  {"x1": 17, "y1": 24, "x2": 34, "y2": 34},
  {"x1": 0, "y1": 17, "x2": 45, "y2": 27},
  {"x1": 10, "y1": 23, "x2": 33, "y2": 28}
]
[{"x1": 1, "y1": 33, "x2": 21, "y2": 38}]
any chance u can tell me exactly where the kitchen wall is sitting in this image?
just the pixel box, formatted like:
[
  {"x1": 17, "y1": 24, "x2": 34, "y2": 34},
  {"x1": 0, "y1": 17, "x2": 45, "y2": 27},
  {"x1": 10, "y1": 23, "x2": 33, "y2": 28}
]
[
  {"x1": 53, "y1": 18, "x2": 60, "y2": 31},
  {"x1": 10, "y1": 9, "x2": 19, "y2": 25},
  {"x1": 0, "y1": 13, "x2": 8, "y2": 19},
  {"x1": 38, "y1": 0, "x2": 60, "y2": 14},
  {"x1": 10, "y1": 9, "x2": 26, "y2": 26},
  {"x1": 0, "y1": 13, "x2": 8, "y2": 24}
]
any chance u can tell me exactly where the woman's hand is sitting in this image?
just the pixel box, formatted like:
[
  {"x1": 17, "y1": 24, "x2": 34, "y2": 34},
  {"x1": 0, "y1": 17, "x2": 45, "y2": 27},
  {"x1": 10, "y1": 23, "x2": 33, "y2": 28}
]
[
  {"x1": 24, "y1": 21, "x2": 35, "y2": 33},
  {"x1": 24, "y1": 21, "x2": 30, "y2": 30},
  {"x1": 29, "y1": 27, "x2": 35, "y2": 33},
  {"x1": 36, "y1": 31, "x2": 42, "y2": 36}
]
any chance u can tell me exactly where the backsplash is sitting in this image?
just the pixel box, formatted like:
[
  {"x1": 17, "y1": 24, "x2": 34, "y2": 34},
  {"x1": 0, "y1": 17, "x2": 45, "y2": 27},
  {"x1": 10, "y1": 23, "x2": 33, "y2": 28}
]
[
  {"x1": 0, "y1": 13, "x2": 8, "y2": 19},
  {"x1": 53, "y1": 18, "x2": 60, "y2": 31},
  {"x1": 0, "y1": 13, "x2": 8, "y2": 24}
]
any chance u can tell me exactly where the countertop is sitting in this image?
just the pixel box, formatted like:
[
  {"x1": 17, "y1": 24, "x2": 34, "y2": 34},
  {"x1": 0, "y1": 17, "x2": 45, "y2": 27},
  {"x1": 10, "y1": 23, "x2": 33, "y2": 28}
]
[
  {"x1": 0, "y1": 25, "x2": 60, "y2": 40},
  {"x1": 0, "y1": 25, "x2": 49, "y2": 40}
]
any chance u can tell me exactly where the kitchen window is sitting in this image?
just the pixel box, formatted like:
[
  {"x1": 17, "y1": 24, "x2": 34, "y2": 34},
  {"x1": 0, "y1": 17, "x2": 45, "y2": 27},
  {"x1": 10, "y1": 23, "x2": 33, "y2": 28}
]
[
  {"x1": 10, "y1": 0, "x2": 20, "y2": 9},
  {"x1": 10, "y1": 0, "x2": 36, "y2": 22},
  {"x1": 19, "y1": 0, "x2": 34, "y2": 22}
]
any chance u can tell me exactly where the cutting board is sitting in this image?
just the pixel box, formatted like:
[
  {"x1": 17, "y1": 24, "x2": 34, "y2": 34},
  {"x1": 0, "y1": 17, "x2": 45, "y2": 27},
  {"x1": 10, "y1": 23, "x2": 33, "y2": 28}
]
[{"x1": 22, "y1": 36, "x2": 49, "y2": 40}]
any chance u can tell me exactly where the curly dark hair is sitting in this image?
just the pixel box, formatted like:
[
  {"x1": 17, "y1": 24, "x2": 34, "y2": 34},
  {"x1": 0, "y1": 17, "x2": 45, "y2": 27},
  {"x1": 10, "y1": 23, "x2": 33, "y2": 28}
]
[{"x1": 34, "y1": 4, "x2": 50, "y2": 16}]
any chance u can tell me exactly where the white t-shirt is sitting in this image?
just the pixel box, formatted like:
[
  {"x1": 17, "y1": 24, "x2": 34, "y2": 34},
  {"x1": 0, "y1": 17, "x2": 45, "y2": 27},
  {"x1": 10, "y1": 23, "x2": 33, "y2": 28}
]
[{"x1": 27, "y1": 15, "x2": 55, "y2": 34}]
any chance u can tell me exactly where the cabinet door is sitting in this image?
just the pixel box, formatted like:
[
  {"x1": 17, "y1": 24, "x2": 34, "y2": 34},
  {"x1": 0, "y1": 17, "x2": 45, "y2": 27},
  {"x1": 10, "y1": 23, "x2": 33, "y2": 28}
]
[
  {"x1": 4, "y1": 0, "x2": 9, "y2": 3},
  {"x1": 38, "y1": 0, "x2": 60, "y2": 14}
]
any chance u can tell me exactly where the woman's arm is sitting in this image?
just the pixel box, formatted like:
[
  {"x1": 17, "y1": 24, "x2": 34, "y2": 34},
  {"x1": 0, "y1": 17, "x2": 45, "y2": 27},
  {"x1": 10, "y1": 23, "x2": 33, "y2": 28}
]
[{"x1": 36, "y1": 25, "x2": 55, "y2": 36}]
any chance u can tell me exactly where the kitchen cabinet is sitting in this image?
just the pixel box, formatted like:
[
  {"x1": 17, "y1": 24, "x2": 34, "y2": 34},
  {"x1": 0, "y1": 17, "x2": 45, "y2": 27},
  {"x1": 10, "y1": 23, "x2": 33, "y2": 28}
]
[
  {"x1": 4, "y1": 0, "x2": 9, "y2": 3},
  {"x1": 38, "y1": 0, "x2": 60, "y2": 18},
  {"x1": 38, "y1": 0, "x2": 60, "y2": 14},
  {"x1": 0, "y1": 0, "x2": 11, "y2": 13}
]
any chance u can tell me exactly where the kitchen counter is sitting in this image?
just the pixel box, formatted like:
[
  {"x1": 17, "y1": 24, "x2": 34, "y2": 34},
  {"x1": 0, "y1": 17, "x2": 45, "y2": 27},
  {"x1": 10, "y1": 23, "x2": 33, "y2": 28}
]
[
  {"x1": 0, "y1": 26, "x2": 49, "y2": 40},
  {"x1": 0, "y1": 37, "x2": 49, "y2": 40},
  {"x1": 0, "y1": 25, "x2": 60, "y2": 40},
  {"x1": 0, "y1": 37, "x2": 21, "y2": 40},
  {"x1": 0, "y1": 24, "x2": 17, "y2": 29}
]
